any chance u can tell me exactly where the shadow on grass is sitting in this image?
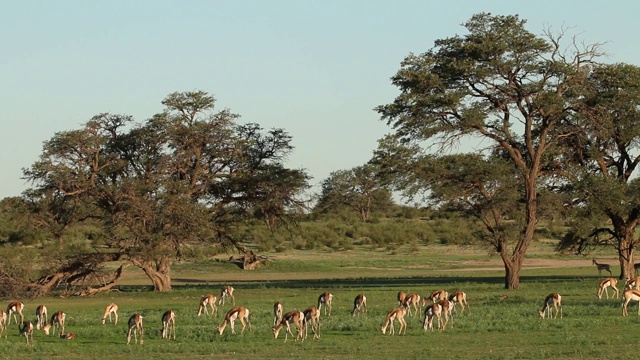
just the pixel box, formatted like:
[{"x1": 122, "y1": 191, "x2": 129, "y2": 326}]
[{"x1": 112, "y1": 274, "x2": 601, "y2": 292}]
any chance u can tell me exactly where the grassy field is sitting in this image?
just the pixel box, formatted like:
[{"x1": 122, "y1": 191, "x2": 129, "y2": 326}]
[{"x1": 0, "y1": 243, "x2": 637, "y2": 359}]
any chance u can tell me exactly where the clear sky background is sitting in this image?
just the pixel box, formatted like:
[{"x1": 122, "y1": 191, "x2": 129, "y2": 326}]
[{"x1": 1, "y1": 0, "x2": 638, "y2": 200}]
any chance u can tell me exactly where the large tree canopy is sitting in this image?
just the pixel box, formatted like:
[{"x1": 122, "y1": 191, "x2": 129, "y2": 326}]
[
  {"x1": 375, "y1": 13, "x2": 605, "y2": 289},
  {"x1": 22, "y1": 90, "x2": 309, "y2": 293},
  {"x1": 558, "y1": 63, "x2": 640, "y2": 279}
]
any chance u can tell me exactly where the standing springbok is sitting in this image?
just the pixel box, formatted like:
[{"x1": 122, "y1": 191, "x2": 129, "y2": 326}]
[
  {"x1": 161, "y1": 310, "x2": 176, "y2": 340},
  {"x1": 318, "y1": 292, "x2": 334, "y2": 317},
  {"x1": 20, "y1": 321, "x2": 34, "y2": 346},
  {"x1": 593, "y1": 259, "x2": 612, "y2": 276},
  {"x1": 273, "y1": 302, "x2": 283, "y2": 327}
]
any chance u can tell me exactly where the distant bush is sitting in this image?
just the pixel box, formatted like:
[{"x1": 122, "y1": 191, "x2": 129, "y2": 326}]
[{"x1": 234, "y1": 212, "x2": 509, "y2": 253}]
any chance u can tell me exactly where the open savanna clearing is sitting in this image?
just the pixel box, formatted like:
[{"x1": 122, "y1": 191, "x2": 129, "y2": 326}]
[{"x1": 0, "y1": 243, "x2": 634, "y2": 360}]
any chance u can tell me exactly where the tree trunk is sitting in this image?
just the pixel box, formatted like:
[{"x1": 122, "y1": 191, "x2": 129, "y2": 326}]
[
  {"x1": 500, "y1": 251, "x2": 523, "y2": 289},
  {"x1": 497, "y1": 173, "x2": 537, "y2": 290},
  {"x1": 130, "y1": 257, "x2": 172, "y2": 291},
  {"x1": 618, "y1": 242, "x2": 636, "y2": 280}
]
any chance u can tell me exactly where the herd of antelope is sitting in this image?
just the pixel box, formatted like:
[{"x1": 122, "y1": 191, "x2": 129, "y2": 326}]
[
  {"x1": 380, "y1": 289, "x2": 470, "y2": 335},
  {"x1": 0, "y1": 284, "x2": 468, "y2": 345},
  {"x1": 536, "y1": 259, "x2": 640, "y2": 321},
  {"x1": 0, "y1": 285, "x2": 234, "y2": 346},
  {"x1": 3, "y1": 258, "x2": 640, "y2": 346}
]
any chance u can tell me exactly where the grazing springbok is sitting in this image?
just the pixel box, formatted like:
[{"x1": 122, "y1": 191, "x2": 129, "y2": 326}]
[
  {"x1": 593, "y1": 259, "x2": 612, "y2": 276},
  {"x1": 303, "y1": 306, "x2": 320, "y2": 340},
  {"x1": 422, "y1": 302, "x2": 443, "y2": 331},
  {"x1": 197, "y1": 294, "x2": 218, "y2": 317},
  {"x1": 428, "y1": 290, "x2": 449, "y2": 303},
  {"x1": 397, "y1": 291, "x2": 406, "y2": 306},
  {"x1": 20, "y1": 321, "x2": 34, "y2": 346},
  {"x1": 448, "y1": 291, "x2": 470, "y2": 314},
  {"x1": 102, "y1": 303, "x2": 118, "y2": 325},
  {"x1": 217, "y1": 306, "x2": 251, "y2": 335},
  {"x1": 597, "y1": 278, "x2": 619, "y2": 299},
  {"x1": 402, "y1": 293, "x2": 421, "y2": 317},
  {"x1": 43, "y1": 310, "x2": 66, "y2": 336},
  {"x1": 0, "y1": 311, "x2": 6, "y2": 338},
  {"x1": 422, "y1": 290, "x2": 449, "y2": 312},
  {"x1": 625, "y1": 276, "x2": 640, "y2": 291},
  {"x1": 318, "y1": 292, "x2": 334, "y2": 317},
  {"x1": 381, "y1": 307, "x2": 407, "y2": 335},
  {"x1": 127, "y1": 313, "x2": 144, "y2": 345},
  {"x1": 35, "y1": 305, "x2": 48, "y2": 330},
  {"x1": 6, "y1": 301, "x2": 24, "y2": 325},
  {"x1": 218, "y1": 286, "x2": 235, "y2": 306},
  {"x1": 272, "y1": 310, "x2": 305, "y2": 342},
  {"x1": 161, "y1": 310, "x2": 176, "y2": 340},
  {"x1": 352, "y1": 294, "x2": 367, "y2": 316},
  {"x1": 538, "y1": 293, "x2": 563, "y2": 319},
  {"x1": 436, "y1": 299, "x2": 453, "y2": 330},
  {"x1": 622, "y1": 289, "x2": 640, "y2": 316}
]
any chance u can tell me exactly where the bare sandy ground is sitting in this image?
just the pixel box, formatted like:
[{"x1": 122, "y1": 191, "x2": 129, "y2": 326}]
[{"x1": 117, "y1": 253, "x2": 616, "y2": 285}]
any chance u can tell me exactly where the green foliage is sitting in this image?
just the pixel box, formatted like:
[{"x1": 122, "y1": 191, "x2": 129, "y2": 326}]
[
  {"x1": 372, "y1": 12, "x2": 611, "y2": 288},
  {"x1": 315, "y1": 164, "x2": 395, "y2": 222},
  {"x1": 19, "y1": 90, "x2": 310, "y2": 292}
]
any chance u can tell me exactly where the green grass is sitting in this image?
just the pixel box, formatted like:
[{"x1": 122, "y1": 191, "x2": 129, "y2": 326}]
[{"x1": 0, "y1": 244, "x2": 635, "y2": 359}]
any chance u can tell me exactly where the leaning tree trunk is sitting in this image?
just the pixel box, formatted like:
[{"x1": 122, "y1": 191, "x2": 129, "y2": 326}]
[
  {"x1": 30, "y1": 273, "x2": 67, "y2": 298},
  {"x1": 29, "y1": 252, "x2": 123, "y2": 298},
  {"x1": 130, "y1": 257, "x2": 172, "y2": 291},
  {"x1": 73, "y1": 264, "x2": 129, "y2": 296}
]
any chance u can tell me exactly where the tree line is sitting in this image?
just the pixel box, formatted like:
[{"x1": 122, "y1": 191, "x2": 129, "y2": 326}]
[{"x1": 2, "y1": 13, "x2": 640, "y2": 296}]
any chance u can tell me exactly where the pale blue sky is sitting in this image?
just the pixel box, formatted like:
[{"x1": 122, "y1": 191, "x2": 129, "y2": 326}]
[{"x1": 1, "y1": 0, "x2": 638, "y2": 199}]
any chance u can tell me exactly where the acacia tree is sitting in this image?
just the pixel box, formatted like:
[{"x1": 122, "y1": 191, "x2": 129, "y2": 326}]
[
  {"x1": 375, "y1": 13, "x2": 604, "y2": 289},
  {"x1": 24, "y1": 91, "x2": 309, "y2": 292},
  {"x1": 558, "y1": 63, "x2": 640, "y2": 279},
  {"x1": 315, "y1": 164, "x2": 393, "y2": 222}
]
